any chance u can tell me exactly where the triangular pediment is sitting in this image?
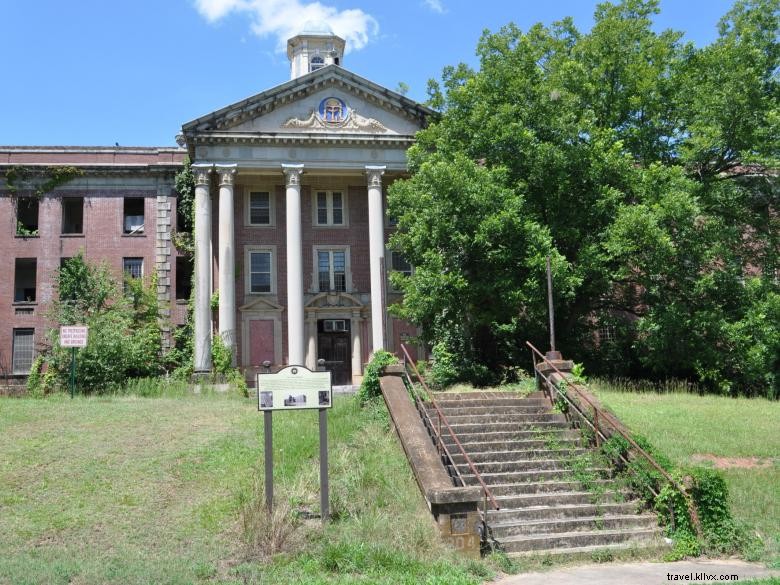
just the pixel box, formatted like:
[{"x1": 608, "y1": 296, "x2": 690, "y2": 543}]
[
  {"x1": 181, "y1": 66, "x2": 435, "y2": 140},
  {"x1": 239, "y1": 297, "x2": 284, "y2": 313}
]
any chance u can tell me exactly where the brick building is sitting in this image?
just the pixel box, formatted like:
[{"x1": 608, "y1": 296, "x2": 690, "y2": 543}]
[{"x1": 1, "y1": 25, "x2": 430, "y2": 386}]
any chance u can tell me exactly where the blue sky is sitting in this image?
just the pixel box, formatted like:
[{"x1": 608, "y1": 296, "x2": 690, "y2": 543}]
[{"x1": 0, "y1": 0, "x2": 735, "y2": 147}]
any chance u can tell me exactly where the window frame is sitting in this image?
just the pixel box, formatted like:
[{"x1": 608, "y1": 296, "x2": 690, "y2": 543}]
[
  {"x1": 244, "y1": 188, "x2": 276, "y2": 227},
  {"x1": 61, "y1": 196, "x2": 84, "y2": 235},
  {"x1": 123, "y1": 197, "x2": 145, "y2": 235},
  {"x1": 13, "y1": 258, "x2": 38, "y2": 303},
  {"x1": 245, "y1": 245, "x2": 277, "y2": 295},
  {"x1": 312, "y1": 190, "x2": 348, "y2": 227},
  {"x1": 12, "y1": 328, "x2": 35, "y2": 375},
  {"x1": 312, "y1": 246, "x2": 351, "y2": 293},
  {"x1": 123, "y1": 257, "x2": 144, "y2": 280},
  {"x1": 388, "y1": 251, "x2": 413, "y2": 292},
  {"x1": 310, "y1": 54, "x2": 325, "y2": 72}
]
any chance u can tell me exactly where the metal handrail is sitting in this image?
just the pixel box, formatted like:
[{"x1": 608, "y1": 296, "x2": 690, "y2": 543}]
[
  {"x1": 526, "y1": 341, "x2": 702, "y2": 537},
  {"x1": 400, "y1": 344, "x2": 500, "y2": 511}
]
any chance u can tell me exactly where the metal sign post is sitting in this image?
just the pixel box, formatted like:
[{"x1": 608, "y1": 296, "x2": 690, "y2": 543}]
[
  {"x1": 257, "y1": 365, "x2": 333, "y2": 523},
  {"x1": 60, "y1": 326, "x2": 88, "y2": 398}
]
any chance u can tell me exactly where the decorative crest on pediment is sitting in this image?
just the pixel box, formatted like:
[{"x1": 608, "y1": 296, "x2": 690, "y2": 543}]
[{"x1": 282, "y1": 96, "x2": 388, "y2": 133}]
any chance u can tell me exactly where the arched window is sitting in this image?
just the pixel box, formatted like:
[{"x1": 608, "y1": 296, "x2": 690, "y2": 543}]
[{"x1": 310, "y1": 55, "x2": 325, "y2": 72}]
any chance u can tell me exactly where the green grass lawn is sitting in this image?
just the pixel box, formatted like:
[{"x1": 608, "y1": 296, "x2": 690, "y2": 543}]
[
  {"x1": 590, "y1": 385, "x2": 780, "y2": 564},
  {"x1": 0, "y1": 392, "x2": 486, "y2": 585}
]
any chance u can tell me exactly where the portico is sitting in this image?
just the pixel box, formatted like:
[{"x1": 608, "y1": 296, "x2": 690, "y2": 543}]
[{"x1": 181, "y1": 24, "x2": 433, "y2": 383}]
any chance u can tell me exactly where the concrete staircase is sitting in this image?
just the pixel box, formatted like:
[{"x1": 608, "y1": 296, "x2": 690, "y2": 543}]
[{"x1": 425, "y1": 391, "x2": 663, "y2": 557}]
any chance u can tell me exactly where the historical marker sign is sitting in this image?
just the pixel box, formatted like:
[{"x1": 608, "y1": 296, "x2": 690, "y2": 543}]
[
  {"x1": 257, "y1": 365, "x2": 332, "y2": 411},
  {"x1": 256, "y1": 364, "x2": 332, "y2": 523},
  {"x1": 60, "y1": 326, "x2": 88, "y2": 347}
]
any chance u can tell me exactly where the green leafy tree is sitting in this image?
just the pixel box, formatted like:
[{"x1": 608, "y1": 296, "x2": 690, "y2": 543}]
[
  {"x1": 43, "y1": 253, "x2": 165, "y2": 393},
  {"x1": 389, "y1": 0, "x2": 779, "y2": 394}
]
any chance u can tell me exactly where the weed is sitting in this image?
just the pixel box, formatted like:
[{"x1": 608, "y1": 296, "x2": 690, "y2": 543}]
[
  {"x1": 238, "y1": 478, "x2": 303, "y2": 561},
  {"x1": 590, "y1": 548, "x2": 614, "y2": 562}
]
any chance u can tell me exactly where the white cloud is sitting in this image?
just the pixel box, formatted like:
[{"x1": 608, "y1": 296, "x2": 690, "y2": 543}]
[
  {"x1": 193, "y1": 0, "x2": 379, "y2": 53},
  {"x1": 422, "y1": 0, "x2": 445, "y2": 14}
]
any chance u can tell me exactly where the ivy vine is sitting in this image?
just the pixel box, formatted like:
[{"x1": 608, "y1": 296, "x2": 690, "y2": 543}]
[{"x1": 4, "y1": 165, "x2": 84, "y2": 197}]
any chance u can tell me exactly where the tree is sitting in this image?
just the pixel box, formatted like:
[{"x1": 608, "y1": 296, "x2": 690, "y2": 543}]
[
  {"x1": 388, "y1": 0, "x2": 779, "y2": 395},
  {"x1": 39, "y1": 253, "x2": 166, "y2": 393}
]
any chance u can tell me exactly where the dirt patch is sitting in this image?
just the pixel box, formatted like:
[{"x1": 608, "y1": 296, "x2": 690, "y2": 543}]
[{"x1": 691, "y1": 454, "x2": 774, "y2": 469}]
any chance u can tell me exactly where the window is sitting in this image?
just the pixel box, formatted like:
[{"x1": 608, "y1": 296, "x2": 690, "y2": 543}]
[
  {"x1": 123, "y1": 197, "x2": 144, "y2": 234},
  {"x1": 390, "y1": 252, "x2": 413, "y2": 278},
  {"x1": 248, "y1": 250, "x2": 273, "y2": 293},
  {"x1": 598, "y1": 324, "x2": 616, "y2": 344},
  {"x1": 61, "y1": 197, "x2": 84, "y2": 234},
  {"x1": 16, "y1": 198, "x2": 39, "y2": 236},
  {"x1": 123, "y1": 257, "x2": 143, "y2": 279},
  {"x1": 314, "y1": 191, "x2": 345, "y2": 226},
  {"x1": 12, "y1": 329, "x2": 35, "y2": 374},
  {"x1": 247, "y1": 191, "x2": 273, "y2": 226},
  {"x1": 322, "y1": 319, "x2": 348, "y2": 332},
  {"x1": 310, "y1": 55, "x2": 325, "y2": 72},
  {"x1": 318, "y1": 249, "x2": 347, "y2": 292},
  {"x1": 175, "y1": 256, "x2": 193, "y2": 300},
  {"x1": 14, "y1": 259, "x2": 37, "y2": 303}
]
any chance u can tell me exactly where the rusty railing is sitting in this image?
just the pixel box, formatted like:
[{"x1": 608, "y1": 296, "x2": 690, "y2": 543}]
[
  {"x1": 400, "y1": 344, "x2": 500, "y2": 513},
  {"x1": 526, "y1": 341, "x2": 702, "y2": 537}
]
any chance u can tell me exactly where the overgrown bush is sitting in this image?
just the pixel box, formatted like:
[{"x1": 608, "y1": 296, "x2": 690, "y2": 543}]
[
  {"x1": 37, "y1": 253, "x2": 166, "y2": 394},
  {"x1": 430, "y1": 341, "x2": 459, "y2": 389},
  {"x1": 357, "y1": 350, "x2": 398, "y2": 403}
]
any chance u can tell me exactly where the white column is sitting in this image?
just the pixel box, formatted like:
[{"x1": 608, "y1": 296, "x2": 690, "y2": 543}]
[
  {"x1": 283, "y1": 163, "x2": 305, "y2": 365},
  {"x1": 306, "y1": 312, "x2": 317, "y2": 370},
  {"x1": 193, "y1": 163, "x2": 213, "y2": 373},
  {"x1": 351, "y1": 311, "x2": 363, "y2": 379},
  {"x1": 366, "y1": 165, "x2": 387, "y2": 353},
  {"x1": 216, "y1": 164, "x2": 238, "y2": 365}
]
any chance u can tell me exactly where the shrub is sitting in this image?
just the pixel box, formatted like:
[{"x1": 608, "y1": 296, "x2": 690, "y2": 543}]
[
  {"x1": 430, "y1": 341, "x2": 459, "y2": 389},
  {"x1": 357, "y1": 350, "x2": 398, "y2": 403}
]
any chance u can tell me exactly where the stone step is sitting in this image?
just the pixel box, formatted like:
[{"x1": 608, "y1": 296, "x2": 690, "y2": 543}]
[
  {"x1": 442, "y1": 438, "x2": 583, "y2": 454},
  {"x1": 442, "y1": 428, "x2": 580, "y2": 444},
  {"x1": 459, "y1": 457, "x2": 607, "y2": 474},
  {"x1": 489, "y1": 514, "x2": 659, "y2": 538},
  {"x1": 480, "y1": 479, "x2": 616, "y2": 496},
  {"x1": 498, "y1": 527, "x2": 660, "y2": 553},
  {"x1": 431, "y1": 396, "x2": 549, "y2": 407},
  {"x1": 436, "y1": 413, "x2": 568, "y2": 425},
  {"x1": 493, "y1": 490, "x2": 629, "y2": 509},
  {"x1": 425, "y1": 405, "x2": 551, "y2": 416},
  {"x1": 506, "y1": 540, "x2": 668, "y2": 558},
  {"x1": 461, "y1": 467, "x2": 611, "y2": 485},
  {"x1": 485, "y1": 501, "x2": 644, "y2": 523},
  {"x1": 433, "y1": 391, "x2": 543, "y2": 400},
  {"x1": 449, "y1": 448, "x2": 589, "y2": 464},
  {"x1": 447, "y1": 421, "x2": 571, "y2": 434}
]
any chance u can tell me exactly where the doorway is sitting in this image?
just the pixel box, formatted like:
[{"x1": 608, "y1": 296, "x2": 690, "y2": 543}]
[{"x1": 317, "y1": 319, "x2": 351, "y2": 385}]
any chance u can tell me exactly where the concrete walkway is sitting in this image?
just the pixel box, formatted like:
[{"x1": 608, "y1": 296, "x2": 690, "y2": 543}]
[{"x1": 494, "y1": 560, "x2": 780, "y2": 585}]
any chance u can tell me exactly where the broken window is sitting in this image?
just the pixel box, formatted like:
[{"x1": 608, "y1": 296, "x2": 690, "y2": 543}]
[
  {"x1": 14, "y1": 258, "x2": 37, "y2": 303},
  {"x1": 62, "y1": 197, "x2": 84, "y2": 234},
  {"x1": 175, "y1": 256, "x2": 193, "y2": 300},
  {"x1": 123, "y1": 198, "x2": 144, "y2": 234},
  {"x1": 16, "y1": 198, "x2": 39, "y2": 236}
]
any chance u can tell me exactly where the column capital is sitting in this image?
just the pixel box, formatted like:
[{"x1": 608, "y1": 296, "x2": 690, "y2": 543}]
[
  {"x1": 282, "y1": 163, "x2": 304, "y2": 186},
  {"x1": 215, "y1": 164, "x2": 238, "y2": 186},
  {"x1": 191, "y1": 163, "x2": 214, "y2": 186},
  {"x1": 365, "y1": 165, "x2": 386, "y2": 188}
]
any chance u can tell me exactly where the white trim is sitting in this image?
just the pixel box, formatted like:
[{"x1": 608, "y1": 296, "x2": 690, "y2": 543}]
[
  {"x1": 244, "y1": 245, "x2": 277, "y2": 295},
  {"x1": 243, "y1": 186, "x2": 276, "y2": 227},
  {"x1": 311, "y1": 189, "x2": 349, "y2": 227},
  {"x1": 311, "y1": 245, "x2": 352, "y2": 293}
]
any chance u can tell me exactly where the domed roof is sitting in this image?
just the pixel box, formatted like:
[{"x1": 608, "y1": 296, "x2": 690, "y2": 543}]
[{"x1": 300, "y1": 20, "x2": 334, "y2": 36}]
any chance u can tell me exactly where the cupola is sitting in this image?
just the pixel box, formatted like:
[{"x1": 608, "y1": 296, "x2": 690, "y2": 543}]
[{"x1": 287, "y1": 21, "x2": 346, "y2": 79}]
